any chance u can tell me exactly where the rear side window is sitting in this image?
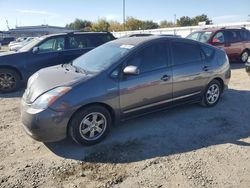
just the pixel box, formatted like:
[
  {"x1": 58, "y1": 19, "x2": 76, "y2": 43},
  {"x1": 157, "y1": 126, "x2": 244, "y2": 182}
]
[
  {"x1": 68, "y1": 35, "x2": 95, "y2": 49},
  {"x1": 225, "y1": 30, "x2": 241, "y2": 43},
  {"x1": 240, "y1": 30, "x2": 250, "y2": 41},
  {"x1": 98, "y1": 34, "x2": 114, "y2": 43},
  {"x1": 127, "y1": 43, "x2": 168, "y2": 73},
  {"x1": 172, "y1": 42, "x2": 202, "y2": 65}
]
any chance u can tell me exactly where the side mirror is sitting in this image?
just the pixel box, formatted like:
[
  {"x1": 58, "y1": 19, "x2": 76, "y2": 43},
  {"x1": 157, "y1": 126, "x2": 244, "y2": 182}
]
[
  {"x1": 211, "y1": 38, "x2": 223, "y2": 45},
  {"x1": 123, "y1": 65, "x2": 139, "y2": 75},
  {"x1": 32, "y1": 47, "x2": 39, "y2": 54}
]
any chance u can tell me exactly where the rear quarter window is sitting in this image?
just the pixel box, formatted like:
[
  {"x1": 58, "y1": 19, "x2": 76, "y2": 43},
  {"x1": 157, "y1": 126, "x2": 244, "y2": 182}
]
[{"x1": 200, "y1": 45, "x2": 215, "y2": 58}]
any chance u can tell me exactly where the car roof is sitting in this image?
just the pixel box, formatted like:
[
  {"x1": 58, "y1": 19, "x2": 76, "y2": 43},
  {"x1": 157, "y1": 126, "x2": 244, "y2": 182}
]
[
  {"x1": 110, "y1": 36, "x2": 182, "y2": 46},
  {"x1": 198, "y1": 27, "x2": 246, "y2": 32},
  {"x1": 43, "y1": 32, "x2": 111, "y2": 38}
]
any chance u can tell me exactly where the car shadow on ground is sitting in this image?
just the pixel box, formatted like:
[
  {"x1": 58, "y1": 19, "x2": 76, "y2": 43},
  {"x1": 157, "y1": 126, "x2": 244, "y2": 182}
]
[
  {"x1": 0, "y1": 90, "x2": 24, "y2": 98},
  {"x1": 45, "y1": 88, "x2": 250, "y2": 163},
  {"x1": 230, "y1": 62, "x2": 245, "y2": 70}
]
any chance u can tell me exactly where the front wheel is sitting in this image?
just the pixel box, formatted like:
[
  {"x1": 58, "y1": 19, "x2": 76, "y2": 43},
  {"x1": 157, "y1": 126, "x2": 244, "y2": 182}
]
[
  {"x1": 201, "y1": 80, "x2": 222, "y2": 107},
  {"x1": 0, "y1": 69, "x2": 21, "y2": 93},
  {"x1": 69, "y1": 105, "x2": 112, "y2": 146}
]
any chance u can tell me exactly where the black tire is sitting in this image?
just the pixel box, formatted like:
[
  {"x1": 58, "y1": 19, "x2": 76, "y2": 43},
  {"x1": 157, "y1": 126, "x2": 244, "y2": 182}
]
[
  {"x1": 240, "y1": 50, "x2": 249, "y2": 63},
  {"x1": 0, "y1": 69, "x2": 21, "y2": 93},
  {"x1": 200, "y1": 80, "x2": 222, "y2": 107},
  {"x1": 69, "y1": 105, "x2": 112, "y2": 146}
]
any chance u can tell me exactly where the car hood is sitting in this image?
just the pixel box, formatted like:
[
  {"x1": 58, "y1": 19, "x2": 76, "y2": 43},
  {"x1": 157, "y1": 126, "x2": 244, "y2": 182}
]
[{"x1": 24, "y1": 65, "x2": 93, "y2": 103}]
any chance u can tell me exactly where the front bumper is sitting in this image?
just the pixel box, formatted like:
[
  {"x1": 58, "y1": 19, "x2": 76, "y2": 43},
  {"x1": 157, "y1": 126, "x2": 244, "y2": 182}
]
[{"x1": 21, "y1": 100, "x2": 70, "y2": 142}]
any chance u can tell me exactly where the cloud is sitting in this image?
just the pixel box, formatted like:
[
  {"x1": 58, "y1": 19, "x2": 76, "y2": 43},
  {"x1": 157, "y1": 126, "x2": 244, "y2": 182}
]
[
  {"x1": 16, "y1": 9, "x2": 59, "y2": 17},
  {"x1": 212, "y1": 15, "x2": 246, "y2": 23},
  {"x1": 104, "y1": 14, "x2": 121, "y2": 20}
]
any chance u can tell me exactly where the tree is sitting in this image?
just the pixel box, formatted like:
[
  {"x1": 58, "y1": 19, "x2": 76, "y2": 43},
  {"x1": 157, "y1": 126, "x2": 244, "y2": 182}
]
[
  {"x1": 160, "y1": 20, "x2": 175, "y2": 28},
  {"x1": 108, "y1": 21, "x2": 123, "y2": 32},
  {"x1": 141, "y1": 21, "x2": 159, "y2": 30},
  {"x1": 66, "y1": 19, "x2": 92, "y2": 30},
  {"x1": 193, "y1": 14, "x2": 212, "y2": 25},
  {"x1": 177, "y1": 14, "x2": 212, "y2": 26},
  {"x1": 91, "y1": 19, "x2": 110, "y2": 32},
  {"x1": 125, "y1": 17, "x2": 143, "y2": 30},
  {"x1": 177, "y1": 16, "x2": 193, "y2": 26}
]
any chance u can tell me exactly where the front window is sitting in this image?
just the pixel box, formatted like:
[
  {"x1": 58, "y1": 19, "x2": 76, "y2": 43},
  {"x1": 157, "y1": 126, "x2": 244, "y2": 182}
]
[
  {"x1": 72, "y1": 43, "x2": 132, "y2": 73},
  {"x1": 38, "y1": 37, "x2": 65, "y2": 52},
  {"x1": 212, "y1": 32, "x2": 225, "y2": 43},
  {"x1": 187, "y1": 31, "x2": 213, "y2": 43}
]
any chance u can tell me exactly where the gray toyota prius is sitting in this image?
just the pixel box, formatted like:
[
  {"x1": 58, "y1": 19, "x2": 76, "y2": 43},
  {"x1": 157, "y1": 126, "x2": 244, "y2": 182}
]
[{"x1": 21, "y1": 36, "x2": 231, "y2": 145}]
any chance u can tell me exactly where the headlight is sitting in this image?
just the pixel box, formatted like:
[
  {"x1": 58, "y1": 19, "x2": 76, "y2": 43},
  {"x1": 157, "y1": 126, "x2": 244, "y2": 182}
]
[{"x1": 31, "y1": 87, "x2": 71, "y2": 110}]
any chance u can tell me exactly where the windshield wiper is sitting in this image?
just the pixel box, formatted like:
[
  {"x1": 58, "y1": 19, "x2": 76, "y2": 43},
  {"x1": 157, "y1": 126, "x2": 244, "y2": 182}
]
[{"x1": 69, "y1": 62, "x2": 86, "y2": 74}]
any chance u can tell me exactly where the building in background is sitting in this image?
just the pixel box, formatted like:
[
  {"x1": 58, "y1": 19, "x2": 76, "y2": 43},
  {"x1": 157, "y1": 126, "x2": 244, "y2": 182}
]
[{"x1": 9, "y1": 25, "x2": 74, "y2": 38}]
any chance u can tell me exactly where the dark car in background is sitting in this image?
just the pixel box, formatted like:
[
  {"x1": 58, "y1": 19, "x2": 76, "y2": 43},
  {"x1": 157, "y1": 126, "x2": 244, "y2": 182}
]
[
  {"x1": 0, "y1": 32, "x2": 115, "y2": 92},
  {"x1": 186, "y1": 27, "x2": 250, "y2": 63},
  {"x1": 0, "y1": 37, "x2": 15, "y2": 45},
  {"x1": 21, "y1": 36, "x2": 231, "y2": 145}
]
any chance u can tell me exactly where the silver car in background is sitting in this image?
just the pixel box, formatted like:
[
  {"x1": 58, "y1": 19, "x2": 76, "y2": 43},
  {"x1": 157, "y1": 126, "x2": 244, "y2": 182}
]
[{"x1": 21, "y1": 36, "x2": 231, "y2": 145}]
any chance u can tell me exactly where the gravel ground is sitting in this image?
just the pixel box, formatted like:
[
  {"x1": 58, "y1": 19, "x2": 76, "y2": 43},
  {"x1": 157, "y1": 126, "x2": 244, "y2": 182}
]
[{"x1": 0, "y1": 63, "x2": 249, "y2": 188}]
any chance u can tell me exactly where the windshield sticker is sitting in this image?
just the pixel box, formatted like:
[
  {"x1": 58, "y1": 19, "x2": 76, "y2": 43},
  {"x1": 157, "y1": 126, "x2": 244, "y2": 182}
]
[{"x1": 120, "y1": 44, "x2": 134, "y2": 49}]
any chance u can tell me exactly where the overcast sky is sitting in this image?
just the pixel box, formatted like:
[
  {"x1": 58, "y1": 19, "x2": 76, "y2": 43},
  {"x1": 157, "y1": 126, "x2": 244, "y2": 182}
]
[{"x1": 0, "y1": 0, "x2": 249, "y2": 30}]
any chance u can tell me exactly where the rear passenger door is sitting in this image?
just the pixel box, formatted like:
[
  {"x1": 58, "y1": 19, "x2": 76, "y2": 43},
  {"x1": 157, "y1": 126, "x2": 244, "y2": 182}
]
[
  {"x1": 224, "y1": 30, "x2": 243, "y2": 59},
  {"x1": 171, "y1": 40, "x2": 208, "y2": 103},
  {"x1": 64, "y1": 34, "x2": 96, "y2": 62}
]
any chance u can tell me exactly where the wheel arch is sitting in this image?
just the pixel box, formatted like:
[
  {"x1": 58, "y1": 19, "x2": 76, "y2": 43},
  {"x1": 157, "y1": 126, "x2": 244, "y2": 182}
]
[
  {"x1": 67, "y1": 102, "x2": 116, "y2": 135},
  {"x1": 0, "y1": 65, "x2": 23, "y2": 80},
  {"x1": 211, "y1": 77, "x2": 224, "y2": 91}
]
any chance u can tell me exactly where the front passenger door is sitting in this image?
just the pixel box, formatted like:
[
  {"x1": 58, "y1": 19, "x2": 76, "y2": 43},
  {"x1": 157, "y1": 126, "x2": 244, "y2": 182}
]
[
  {"x1": 119, "y1": 42, "x2": 173, "y2": 116},
  {"x1": 25, "y1": 36, "x2": 66, "y2": 76}
]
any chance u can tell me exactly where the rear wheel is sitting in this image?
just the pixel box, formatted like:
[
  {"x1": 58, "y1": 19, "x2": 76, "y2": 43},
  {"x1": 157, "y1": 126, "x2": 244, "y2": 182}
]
[
  {"x1": 69, "y1": 105, "x2": 112, "y2": 146},
  {"x1": 240, "y1": 50, "x2": 249, "y2": 63},
  {"x1": 201, "y1": 80, "x2": 222, "y2": 107},
  {"x1": 0, "y1": 69, "x2": 21, "y2": 93}
]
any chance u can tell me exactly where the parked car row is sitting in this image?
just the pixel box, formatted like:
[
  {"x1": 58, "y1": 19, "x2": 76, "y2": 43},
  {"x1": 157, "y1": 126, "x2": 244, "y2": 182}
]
[
  {"x1": 8, "y1": 37, "x2": 36, "y2": 51},
  {"x1": 0, "y1": 29, "x2": 242, "y2": 145},
  {"x1": 0, "y1": 36, "x2": 15, "y2": 45}
]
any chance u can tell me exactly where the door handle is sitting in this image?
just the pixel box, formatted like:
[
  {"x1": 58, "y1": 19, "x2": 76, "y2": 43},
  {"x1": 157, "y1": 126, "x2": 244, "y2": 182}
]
[
  {"x1": 203, "y1": 65, "x2": 209, "y2": 71},
  {"x1": 161, "y1": 75, "x2": 170, "y2": 81}
]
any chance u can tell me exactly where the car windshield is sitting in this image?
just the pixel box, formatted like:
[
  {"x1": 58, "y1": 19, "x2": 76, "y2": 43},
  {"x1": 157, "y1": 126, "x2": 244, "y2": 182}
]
[
  {"x1": 72, "y1": 43, "x2": 133, "y2": 73},
  {"x1": 19, "y1": 37, "x2": 44, "y2": 52},
  {"x1": 186, "y1": 31, "x2": 213, "y2": 43}
]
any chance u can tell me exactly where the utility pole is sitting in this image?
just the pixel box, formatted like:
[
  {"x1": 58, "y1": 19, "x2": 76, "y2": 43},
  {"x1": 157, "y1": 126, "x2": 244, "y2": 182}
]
[
  {"x1": 123, "y1": 0, "x2": 126, "y2": 31},
  {"x1": 6, "y1": 20, "x2": 10, "y2": 30},
  {"x1": 174, "y1": 14, "x2": 176, "y2": 26},
  {"x1": 248, "y1": 14, "x2": 250, "y2": 22}
]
